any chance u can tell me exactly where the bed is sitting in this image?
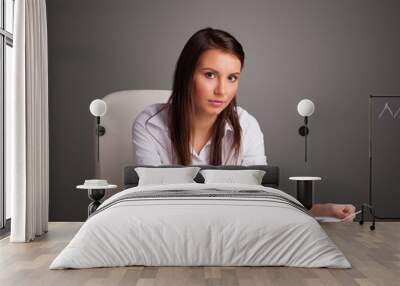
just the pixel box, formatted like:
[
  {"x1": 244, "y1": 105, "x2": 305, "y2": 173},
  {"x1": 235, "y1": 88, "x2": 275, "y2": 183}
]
[{"x1": 50, "y1": 165, "x2": 351, "y2": 269}]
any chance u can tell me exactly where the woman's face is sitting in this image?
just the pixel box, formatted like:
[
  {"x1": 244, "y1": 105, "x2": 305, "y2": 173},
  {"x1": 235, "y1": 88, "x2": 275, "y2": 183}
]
[{"x1": 192, "y1": 49, "x2": 241, "y2": 118}]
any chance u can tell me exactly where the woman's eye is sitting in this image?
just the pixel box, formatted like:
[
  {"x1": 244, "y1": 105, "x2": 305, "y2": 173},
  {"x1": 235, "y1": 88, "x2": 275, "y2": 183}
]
[
  {"x1": 205, "y1": 72, "x2": 215, "y2": 79},
  {"x1": 228, "y1": 75, "x2": 238, "y2": 82}
]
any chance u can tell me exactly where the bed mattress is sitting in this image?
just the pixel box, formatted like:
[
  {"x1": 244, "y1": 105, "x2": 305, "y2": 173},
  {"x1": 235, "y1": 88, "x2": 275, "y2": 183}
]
[{"x1": 50, "y1": 183, "x2": 351, "y2": 269}]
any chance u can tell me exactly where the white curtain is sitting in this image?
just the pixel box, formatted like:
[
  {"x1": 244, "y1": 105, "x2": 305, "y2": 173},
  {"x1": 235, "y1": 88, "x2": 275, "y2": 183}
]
[{"x1": 7, "y1": 0, "x2": 49, "y2": 242}]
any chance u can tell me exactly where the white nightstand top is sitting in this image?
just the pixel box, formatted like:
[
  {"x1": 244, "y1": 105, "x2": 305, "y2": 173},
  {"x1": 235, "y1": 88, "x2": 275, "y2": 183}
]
[
  {"x1": 76, "y1": 184, "x2": 117, "y2": 190},
  {"x1": 289, "y1": 176, "x2": 322, "y2": 181}
]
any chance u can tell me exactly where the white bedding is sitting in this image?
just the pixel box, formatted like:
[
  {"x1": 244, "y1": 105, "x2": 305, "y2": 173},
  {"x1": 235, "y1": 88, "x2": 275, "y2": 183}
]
[{"x1": 50, "y1": 183, "x2": 351, "y2": 269}]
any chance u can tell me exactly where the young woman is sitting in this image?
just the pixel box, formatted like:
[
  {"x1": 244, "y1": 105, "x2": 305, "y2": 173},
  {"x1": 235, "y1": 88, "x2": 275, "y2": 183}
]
[{"x1": 132, "y1": 27, "x2": 356, "y2": 220}]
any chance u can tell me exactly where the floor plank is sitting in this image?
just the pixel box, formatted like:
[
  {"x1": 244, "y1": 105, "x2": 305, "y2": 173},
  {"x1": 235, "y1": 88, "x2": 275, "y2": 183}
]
[{"x1": 0, "y1": 222, "x2": 399, "y2": 286}]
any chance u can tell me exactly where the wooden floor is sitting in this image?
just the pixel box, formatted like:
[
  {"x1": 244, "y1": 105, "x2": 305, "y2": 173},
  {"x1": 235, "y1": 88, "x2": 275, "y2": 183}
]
[{"x1": 0, "y1": 222, "x2": 399, "y2": 286}]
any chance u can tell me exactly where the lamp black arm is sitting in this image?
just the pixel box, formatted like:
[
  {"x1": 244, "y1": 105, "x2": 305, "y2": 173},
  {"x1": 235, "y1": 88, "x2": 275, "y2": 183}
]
[{"x1": 298, "y1": 116, "x2": 309, "y2": 162}]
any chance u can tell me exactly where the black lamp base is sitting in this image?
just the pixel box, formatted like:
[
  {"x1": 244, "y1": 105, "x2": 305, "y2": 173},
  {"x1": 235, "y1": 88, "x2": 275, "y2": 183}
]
[
  {"x1": 96, "y1": 125, "x2": 106, "y2": 136},
  {"x1": 296, "y1": 181, "x2": 314, "y2": 210},
  {"x1": 88, "y1": 189, "x2": 105, "y2": 217},
  {"x1": 298, "y1": 126, "x2": 309, "y2": 136}
]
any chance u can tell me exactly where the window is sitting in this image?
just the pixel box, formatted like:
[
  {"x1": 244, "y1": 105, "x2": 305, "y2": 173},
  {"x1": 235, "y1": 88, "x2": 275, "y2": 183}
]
[{"x1": 1, "y1": 0, "x2": 14, "y2": 230}]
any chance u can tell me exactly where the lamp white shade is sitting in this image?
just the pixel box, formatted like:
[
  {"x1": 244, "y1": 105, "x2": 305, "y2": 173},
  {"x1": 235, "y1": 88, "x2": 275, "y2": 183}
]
[
  {"x1": 89, "y1": 99, "x2": 107, "y2": 117},
  {"x1": 297, "y1": 99, "x2": 315, "y2": 117}
]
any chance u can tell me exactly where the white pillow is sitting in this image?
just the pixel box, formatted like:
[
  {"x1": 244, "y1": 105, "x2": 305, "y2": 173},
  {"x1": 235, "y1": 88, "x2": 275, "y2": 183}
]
[
  {"x1": 135, "y1": 167, "x2": 201, "y2": 186},
  {"x1": 200, "y1": 169, "x2": 266, "y2": 185}
]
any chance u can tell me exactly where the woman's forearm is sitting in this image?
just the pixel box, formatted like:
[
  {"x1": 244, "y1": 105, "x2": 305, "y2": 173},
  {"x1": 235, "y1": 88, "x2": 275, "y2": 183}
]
[
  {"x1": 310, "y1": 203, "x2": 356, "y2": 220},
  {"x1": 310, "y1": 203, "x2": 333, "y2": 217}
]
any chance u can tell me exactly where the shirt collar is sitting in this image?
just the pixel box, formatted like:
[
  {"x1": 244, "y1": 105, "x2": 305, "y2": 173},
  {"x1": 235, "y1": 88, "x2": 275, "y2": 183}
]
[
  {"x1": 145, "y1": 105, "x2": 169, "y2": 132},
  {"x1": 224, "y1": 121, "x2": 234, "y2": 134}
]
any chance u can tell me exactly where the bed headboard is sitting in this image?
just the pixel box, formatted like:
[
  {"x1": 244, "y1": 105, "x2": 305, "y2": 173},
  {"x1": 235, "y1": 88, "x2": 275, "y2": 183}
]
[
  {"x1": 123, "y1": 165, "x2": 280, "y2": 189},
  {"x1": 98, "y1": 90, "x2": 171, "y2": 187}
]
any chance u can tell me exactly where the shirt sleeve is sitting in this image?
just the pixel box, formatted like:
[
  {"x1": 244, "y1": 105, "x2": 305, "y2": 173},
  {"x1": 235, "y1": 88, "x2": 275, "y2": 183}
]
[
  {"x1": 241, "y1": 114, "x2": 267, "y2": 166},
  {"x1": 132, "y1": 117, "x2": 162, "y2": 165}
]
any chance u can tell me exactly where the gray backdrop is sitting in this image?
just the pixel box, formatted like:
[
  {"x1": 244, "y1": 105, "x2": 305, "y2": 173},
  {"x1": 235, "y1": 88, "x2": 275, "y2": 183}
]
[{"x1": 47, "y1": 0, "x2": 400, "y2": 221}]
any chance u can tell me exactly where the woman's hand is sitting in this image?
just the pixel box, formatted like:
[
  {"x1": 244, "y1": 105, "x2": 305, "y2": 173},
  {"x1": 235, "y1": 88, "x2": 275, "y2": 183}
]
[
  {"x1": 310, "y1": 203, "x2": 356, "y2": 222},
  {"x1": 329, "y1": 204, "x2": 356, "y2": 222}
]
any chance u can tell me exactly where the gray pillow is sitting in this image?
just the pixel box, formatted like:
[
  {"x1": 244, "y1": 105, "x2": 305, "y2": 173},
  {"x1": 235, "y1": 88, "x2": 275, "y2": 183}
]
[
  {"x1": 200, "y1": 169, "x2": 266, "y2": 185},
  {"x1": 135, "y1": 167, "x2": 201, "y2": 186}
]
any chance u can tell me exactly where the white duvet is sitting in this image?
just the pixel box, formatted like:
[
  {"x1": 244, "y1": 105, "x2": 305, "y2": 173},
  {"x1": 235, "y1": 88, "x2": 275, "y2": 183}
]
[{"x1": 50, "y1": 183, "x2": 351, "y2": 269}]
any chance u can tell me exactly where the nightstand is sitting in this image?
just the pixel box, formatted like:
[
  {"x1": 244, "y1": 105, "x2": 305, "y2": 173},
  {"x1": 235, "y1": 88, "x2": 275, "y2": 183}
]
[
  {"x1": 77, "y1": 180, "x2": 117, "y2": 217},
  {"x1": 289, "y1": 176, "x2": 321, "y2": 210}
]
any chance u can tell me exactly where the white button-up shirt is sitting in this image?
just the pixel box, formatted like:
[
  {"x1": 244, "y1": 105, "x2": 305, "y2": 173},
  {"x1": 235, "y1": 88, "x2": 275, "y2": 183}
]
[{"x1": 132, "y1": 103, "x2": 267, "y2": 165}]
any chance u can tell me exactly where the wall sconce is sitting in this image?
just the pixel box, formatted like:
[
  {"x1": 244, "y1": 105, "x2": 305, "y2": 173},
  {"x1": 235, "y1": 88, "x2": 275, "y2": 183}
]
[
  {"x1": 89, "y1": 99, "x2": 107, "y2": 161},
  {"x1": 297, "y1": 99, "x2": 315, "y2": 162}
]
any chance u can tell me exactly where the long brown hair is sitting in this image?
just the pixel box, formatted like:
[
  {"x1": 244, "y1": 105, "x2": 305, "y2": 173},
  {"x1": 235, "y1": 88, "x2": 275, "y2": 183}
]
[{"x1": 161, "y1": 28, "x2": 244, "y2": 165}]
